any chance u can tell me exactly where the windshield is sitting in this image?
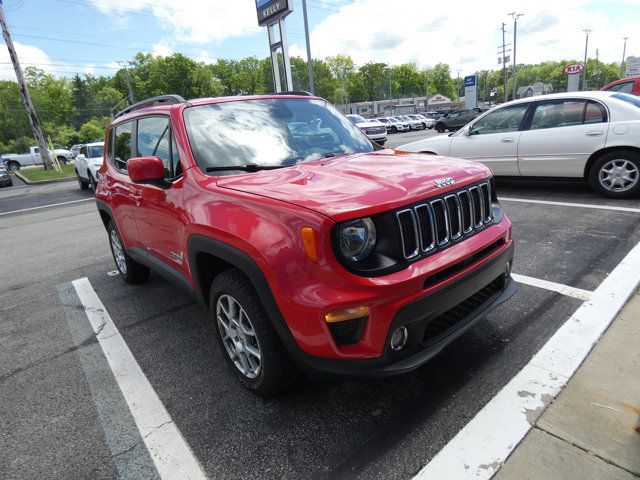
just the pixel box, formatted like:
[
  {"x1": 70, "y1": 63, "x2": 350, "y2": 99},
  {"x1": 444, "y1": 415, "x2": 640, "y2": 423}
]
[
  {"x1": 612, "y1": 92, "x2": 640, "y2": 109},
  {"x1": 87, "y1": 145, "x2": 104, "y2": 158},
  {"x1": 184, "y1": 98, "x2": 374, "y2": 173}
]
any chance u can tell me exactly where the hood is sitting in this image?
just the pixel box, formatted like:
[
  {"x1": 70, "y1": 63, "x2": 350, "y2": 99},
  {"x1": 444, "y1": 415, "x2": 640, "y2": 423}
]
[{"x1": 216, "y1": 150, "x2": 491, "y2": 221}]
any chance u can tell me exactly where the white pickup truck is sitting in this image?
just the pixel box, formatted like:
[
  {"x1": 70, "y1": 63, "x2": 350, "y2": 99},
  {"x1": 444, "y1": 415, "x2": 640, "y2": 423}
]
[{"x1": 2, "y1": 146, "x2": 74, "y2": 171}]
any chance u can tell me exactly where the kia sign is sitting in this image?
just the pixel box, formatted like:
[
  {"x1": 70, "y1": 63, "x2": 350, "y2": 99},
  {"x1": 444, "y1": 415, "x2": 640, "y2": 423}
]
[
  {"x1": 564, "y1": 64, "x2": 585, "y2": 75},
  {"x1": 256, "y1": 0, "x2": 292, "y2": 26}
]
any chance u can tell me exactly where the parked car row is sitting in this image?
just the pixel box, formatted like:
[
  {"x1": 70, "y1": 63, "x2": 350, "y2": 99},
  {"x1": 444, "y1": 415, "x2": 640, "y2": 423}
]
[
  {"x1": 399, "y1": 91, "x2": 640, "y2": 199},
  {"x1": 0, "y1": 162, "x2": 12, "y2": 187}
]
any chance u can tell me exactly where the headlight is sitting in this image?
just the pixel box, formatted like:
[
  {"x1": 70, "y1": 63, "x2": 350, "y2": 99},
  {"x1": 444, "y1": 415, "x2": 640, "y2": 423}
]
[{"x1": 338, "y1": 217, "x2": 376, "y2": 261}]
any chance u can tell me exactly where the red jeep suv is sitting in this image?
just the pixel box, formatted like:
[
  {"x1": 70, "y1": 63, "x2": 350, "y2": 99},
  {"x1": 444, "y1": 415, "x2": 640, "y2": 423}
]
[{"x1": 95, "y1": 93, "x2": 516, "y2": 395}]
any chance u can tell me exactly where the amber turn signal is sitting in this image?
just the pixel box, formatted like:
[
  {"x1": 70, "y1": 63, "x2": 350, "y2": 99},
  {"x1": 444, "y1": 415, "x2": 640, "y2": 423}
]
[
  {"x1": 301, "y1": 226, "x2": 318, "y2": 260},
  {"x1": 325, "y1": 305, "x2": 370, "y2": 323}
]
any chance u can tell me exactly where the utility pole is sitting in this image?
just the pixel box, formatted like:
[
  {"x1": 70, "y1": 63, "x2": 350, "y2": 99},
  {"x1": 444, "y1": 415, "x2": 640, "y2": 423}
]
[
  {"x1": 499, "y1": 22, "x2": 511, "y2": 102},
  {"x1": 582, "y1": 29, "x2": 591, "y2": 90},
  {"x1": 621, "y1": 37, "x2": 628, "y2": 76},
  {"x1": 509, "y1": 12, "x2": 524, "y2": 101},
  {"x1": 118, "y1": 62, "x2": 135, "y2": 103},
  {"x1": 0, "y1": 0, "x2": 53, "y2": 170},
  {"x1": 595, "y1": 48, "x2": 600, "y2": 88},
  {"x1": 301, "y1": 0, "x2": 314, "y2": 94}
]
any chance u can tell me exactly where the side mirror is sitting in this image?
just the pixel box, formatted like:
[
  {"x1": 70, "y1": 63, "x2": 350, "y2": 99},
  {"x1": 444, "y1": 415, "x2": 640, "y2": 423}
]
[{"x1": 127, "y1": 156, "x2": 165, "y2": 183}]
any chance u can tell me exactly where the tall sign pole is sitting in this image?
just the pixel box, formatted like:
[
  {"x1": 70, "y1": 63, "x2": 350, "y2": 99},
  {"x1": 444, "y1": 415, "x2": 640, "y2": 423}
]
[
  {"x1": 0, "y1": 0, "x2": 52, "y2": 170},
  {"x1": 257, "y1": 0, "x2": 293, "y2": 92},
  {"x1": 301, "y1": 0, "x2": 314, "y2": 94},
  {"x1": 621, "y1": 37, "x2": 628, "y2": 76}
]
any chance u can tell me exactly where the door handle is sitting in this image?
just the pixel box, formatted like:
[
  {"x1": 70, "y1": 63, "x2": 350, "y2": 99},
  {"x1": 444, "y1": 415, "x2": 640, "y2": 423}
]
[
  {"x1": 585, "y1": 131, "x2": 604, "y2": 137},
  {"x1": 501, "y1": 138, "x2": 515, "y2": 143}
]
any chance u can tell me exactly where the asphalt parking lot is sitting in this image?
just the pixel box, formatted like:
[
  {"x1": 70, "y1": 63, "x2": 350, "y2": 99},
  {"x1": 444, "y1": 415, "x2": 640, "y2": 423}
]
[{"x1": 1, "y1": 148, "x2": 639, "y2": 479}]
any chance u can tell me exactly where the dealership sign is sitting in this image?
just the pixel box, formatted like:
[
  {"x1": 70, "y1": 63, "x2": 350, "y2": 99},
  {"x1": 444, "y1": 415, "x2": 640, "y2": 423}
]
[
  {"x1": 564, "y1": 63, "x2": 584, "y2": 75},
  {"x1": 256, "y1": 0, "x2": 292, "y2": 26}
]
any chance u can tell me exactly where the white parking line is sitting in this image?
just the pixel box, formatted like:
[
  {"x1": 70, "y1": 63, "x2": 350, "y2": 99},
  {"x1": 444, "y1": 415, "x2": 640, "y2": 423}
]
[
  {"x1": 511, "y1": 273, "x2": 592, "y2": 301},
  {"x1": 413, "y1": 240, "x2": 640, "y2": 480},
  {"x1": 0, "y1": 197, "x2": 94, "y2": 216},
  {"x1": 72, "y1": 278, "x2": 207, "y2": 480},
  {"x1": 499, "y1": 196, "x2": 640, "y2": 213}
]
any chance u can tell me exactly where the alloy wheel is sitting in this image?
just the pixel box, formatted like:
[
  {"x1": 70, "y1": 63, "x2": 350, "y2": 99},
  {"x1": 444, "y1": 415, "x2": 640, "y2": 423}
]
[
  {"x1": 598, "y1": 159, "x2": 639, "y2": 193},
  {"x1": 109, "y1": 229, "x2": 127, "y2": 274},
  {"x1": 216, "y1": 294, "x2": 262, "y2": 379}
]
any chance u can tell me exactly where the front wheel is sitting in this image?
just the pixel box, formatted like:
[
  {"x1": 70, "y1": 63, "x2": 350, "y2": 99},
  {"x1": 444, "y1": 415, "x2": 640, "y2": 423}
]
[
  {"x1": 76, "y1": 170, "x2": 89, "y2": 190},
  {"x1": 589, "y1": 151, "x2": 640, "y2": 199},
  {"x1": 88, "y1": 171, "x2": 98, "y2": 190},
  {"x1": 57, "y1": 156, "x2": 68, "y2": 165},
  {"x1": 435, "y1": 124, "x2": 445, "y2": 133},
  {"x1": 210, "y1": 269, "x2": 300, "y2": 396}
]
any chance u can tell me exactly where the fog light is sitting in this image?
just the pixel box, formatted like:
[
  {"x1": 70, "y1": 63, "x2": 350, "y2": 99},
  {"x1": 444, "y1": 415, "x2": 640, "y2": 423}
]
[{"x1": 390, "y1": 326, "x2": 408, "y2": 351}]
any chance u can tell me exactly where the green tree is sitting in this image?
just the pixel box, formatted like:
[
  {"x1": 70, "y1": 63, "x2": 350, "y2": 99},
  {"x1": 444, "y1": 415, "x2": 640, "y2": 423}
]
[{"x1": 429, "y1": 63, "x2": 456, "y2": 99}]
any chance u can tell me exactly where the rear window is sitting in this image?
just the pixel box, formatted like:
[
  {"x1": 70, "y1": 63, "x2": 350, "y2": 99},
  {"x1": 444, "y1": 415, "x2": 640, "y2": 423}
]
[{"x1": 612, "y1": 92, "x2": 640, "y2": 109}]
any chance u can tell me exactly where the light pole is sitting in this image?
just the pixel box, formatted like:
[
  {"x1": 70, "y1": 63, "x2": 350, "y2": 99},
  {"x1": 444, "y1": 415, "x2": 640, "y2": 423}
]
[
  {"x1": 509, "y1": 12, "x2": 523, "y2": 101},
  {"x1": 582, "y1": 29, "x2": 591, "y2": 90},
  {"x1": 621, "y1": 37, "x2": 628, "y2": 76}
]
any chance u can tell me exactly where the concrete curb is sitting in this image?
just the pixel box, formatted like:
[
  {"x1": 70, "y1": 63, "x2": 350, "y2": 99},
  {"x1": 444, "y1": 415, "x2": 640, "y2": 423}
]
[{"x1": 13, "y1": 171, "x2": 76, "y2": 185}]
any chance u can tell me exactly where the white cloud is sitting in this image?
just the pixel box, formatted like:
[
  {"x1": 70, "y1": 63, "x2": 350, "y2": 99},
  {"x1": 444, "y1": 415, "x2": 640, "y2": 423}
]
[
  {"x1": 301, "y1": 0, "x2": 637, "y2": 74},
  {"x1": 0, "y1": 42, "x2": 54, "y2": 80},
  {"x1": 89, "y1": 0, "x2": 261, "y2": 44},
  {"x1": 152, "y1": 41, "x2": 173, "y2": 57}
]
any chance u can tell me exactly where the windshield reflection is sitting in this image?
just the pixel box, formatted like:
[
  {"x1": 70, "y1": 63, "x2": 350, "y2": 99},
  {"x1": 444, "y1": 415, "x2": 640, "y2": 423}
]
[{"x1": 184, "y1": 98, "x2": 374, "y2": 174}]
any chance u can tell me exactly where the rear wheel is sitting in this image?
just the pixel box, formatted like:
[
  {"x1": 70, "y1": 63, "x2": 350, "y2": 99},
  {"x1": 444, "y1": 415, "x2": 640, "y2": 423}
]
[
  {"x1": 7, "y1": 161, "x2": 19, "y2": 171},
  {"x1": 209, "y1": 269, "x2": 300, "y2": 396},
  {"x1": 589, "y1": 150, "x2": 640, "y2": 198},
  {"x1": 107, "y1": 222, "x2": 151, "y2": 284}
]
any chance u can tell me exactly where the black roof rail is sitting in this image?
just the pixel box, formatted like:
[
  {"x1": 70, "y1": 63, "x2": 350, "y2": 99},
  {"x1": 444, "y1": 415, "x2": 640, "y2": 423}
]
[
  {"x1": 272, "y1": 90, "x2": 315, "y2": 96},
  {"x1": 114, "y1": 94, "x2": 188, "y2": 119}
]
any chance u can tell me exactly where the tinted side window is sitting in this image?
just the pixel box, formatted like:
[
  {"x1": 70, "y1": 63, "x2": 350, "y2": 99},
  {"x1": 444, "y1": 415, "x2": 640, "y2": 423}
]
[
  {"x1": 110, "y1": 122, "x2": 133, "y2": 171},
  {"x1": 584, "y1": 101, "x2": 607, "y2": 124},
  {"x1": 137, "y1": 116, "x2": 181, "y2": 180},
  {"x1": 606, "y1": 81, "x2": 634, "y2": 94},
  {"x1": 79, "y1": 146, "x2": 87, "y2": 157},
  {"x1": 530, "y1": 100, "x2": 586, "y2": 130}
]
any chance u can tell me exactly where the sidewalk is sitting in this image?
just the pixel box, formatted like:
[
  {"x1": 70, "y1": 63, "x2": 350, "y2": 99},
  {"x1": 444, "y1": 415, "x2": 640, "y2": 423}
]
[{"x1": 495, "y1": 290, "x2": 640, "y2": 479}]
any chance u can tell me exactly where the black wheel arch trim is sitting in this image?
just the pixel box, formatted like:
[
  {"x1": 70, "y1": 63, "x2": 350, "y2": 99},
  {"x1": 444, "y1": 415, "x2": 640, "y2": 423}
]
[{"x1": 187, "y1": 235, "x2": 311, "y2": 372}]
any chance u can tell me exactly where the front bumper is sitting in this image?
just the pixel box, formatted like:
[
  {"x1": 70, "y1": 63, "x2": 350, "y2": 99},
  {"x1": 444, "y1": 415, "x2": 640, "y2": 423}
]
[{"x1": 286, "y1": 242, "x2": 516, "y2": 379}]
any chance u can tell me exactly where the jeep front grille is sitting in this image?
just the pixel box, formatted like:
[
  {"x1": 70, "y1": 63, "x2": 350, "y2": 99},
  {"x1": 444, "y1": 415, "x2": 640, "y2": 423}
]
[{"x1": 396, "y1": 181, "x2": 493, "y2": 260}]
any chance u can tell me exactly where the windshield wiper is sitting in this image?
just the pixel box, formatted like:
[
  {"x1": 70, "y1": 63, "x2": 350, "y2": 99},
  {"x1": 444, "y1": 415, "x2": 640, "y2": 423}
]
[{"x1": 205, "y1": 163, "x2": 284, "y2": 173}]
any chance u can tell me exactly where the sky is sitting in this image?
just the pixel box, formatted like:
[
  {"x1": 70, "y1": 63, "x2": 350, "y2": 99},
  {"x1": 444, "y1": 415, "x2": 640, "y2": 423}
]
[{"x1": 0, "y1": 0, "x2": 638, "y2": 81}]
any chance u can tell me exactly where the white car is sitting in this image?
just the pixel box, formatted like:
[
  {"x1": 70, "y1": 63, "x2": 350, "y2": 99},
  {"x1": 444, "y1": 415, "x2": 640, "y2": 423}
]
[
  {"x1": 376, "y1": 117, "x2": 410, "y2": 133},
  {"x1": 74, "y1": 142, "x2": 104, "y2": 190},
  {"x1": 346, "y1": 114, "x2": 387, "y2": 145},
  {"x1": 411, "y1": 114, "x2": 436, "y2": 129},
  {"x1": 399, "y1": 91, "x2": 640, "y2": 198},
  {"x1": 399, "y1": 115, "x2": 425, "y2": 130}
]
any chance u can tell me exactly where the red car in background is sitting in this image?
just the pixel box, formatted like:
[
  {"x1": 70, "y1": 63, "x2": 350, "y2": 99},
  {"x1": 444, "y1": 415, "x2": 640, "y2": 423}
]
[{"x1": 601, "y1": 77, "x2": 640, "y2": 96}]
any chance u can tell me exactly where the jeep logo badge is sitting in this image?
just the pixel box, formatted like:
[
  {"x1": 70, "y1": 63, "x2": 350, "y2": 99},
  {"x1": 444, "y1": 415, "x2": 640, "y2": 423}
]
[{"x1": 434, "y1": 178, "x2": 455, "y2": 188}]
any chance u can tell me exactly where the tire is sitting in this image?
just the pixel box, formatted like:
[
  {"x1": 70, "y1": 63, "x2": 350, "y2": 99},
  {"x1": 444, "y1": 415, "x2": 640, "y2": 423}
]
[
  {"x1": 107, "y1": 221, "x2": 151, "y2": 284},
  {"x1": 391, "y1": 126, "x2": 397, "y2": 133},
  {"x1": 7, "y1": 161, "x2": 19, "y2": 171},
  {"x1": 209, "y1": 269, "x2": 300, "y2": 396},
  {"x1": 588, "y1": 150, "x2": 640, "y2": 199},
  {"x1": 376, "y1": 140, "x2": 386, "y2": 146},
  {"x1": 76, "y1": 170, "x2": 89, "y2": 190},
  {"x1": 88, "y1": 171, "x2": 98, "y2": 190},
  {"x1": 57, "y1": 156, "x2": 67, "y2": 165},
  {"x1": 435, "y1": 124, "x2": 446, "y2": 133}
]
